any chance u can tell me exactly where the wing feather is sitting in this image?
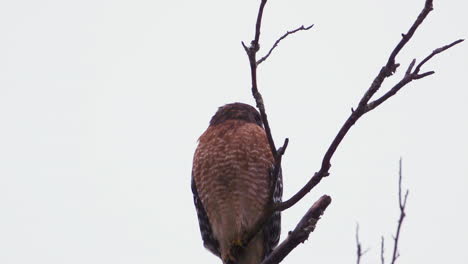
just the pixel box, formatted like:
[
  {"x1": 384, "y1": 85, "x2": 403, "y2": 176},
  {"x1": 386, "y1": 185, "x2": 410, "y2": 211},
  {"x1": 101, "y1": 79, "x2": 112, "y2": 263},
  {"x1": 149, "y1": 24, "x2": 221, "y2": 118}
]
[
  {"x1": 191, "y1": 175, "x2": 220, "y2": 256},
  {"x1": 262, "y1": 166, "x2": 283, "y2": 258}
]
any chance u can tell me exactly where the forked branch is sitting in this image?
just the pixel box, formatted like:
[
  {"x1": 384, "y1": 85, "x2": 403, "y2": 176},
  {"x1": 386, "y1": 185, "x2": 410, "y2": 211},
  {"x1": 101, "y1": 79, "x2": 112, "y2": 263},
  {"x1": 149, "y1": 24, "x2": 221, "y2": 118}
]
[
  {"x1": 356, "y1": 159, "x2": 409, "y2": 264},
  {"x1": 242, "y1": 0, "x2": 314, "y2": 163},
  {"x1": 356, "y1": 224, "x2": 369, "y2": 264},
  {"x1": 366, "y1": 38, "x2": 464, "y2": 112},
  {"x1": 390, "y1": 159, "x2": 409, "y2": 264},
  {"x1": 242, "y1": 0, "x2": 277, "y2": 160},
  {"x1": 275, "y1": 0, "x2": 463, "y2": 212}
]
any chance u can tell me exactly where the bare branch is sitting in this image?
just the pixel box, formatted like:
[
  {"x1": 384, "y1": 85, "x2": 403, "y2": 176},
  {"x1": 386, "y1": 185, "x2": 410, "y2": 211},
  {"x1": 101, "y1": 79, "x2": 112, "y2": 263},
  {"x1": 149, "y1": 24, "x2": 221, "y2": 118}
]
[
  {"x1": 277, "y1": 138, "x2": 289, "y2": 156},
  {"x1": 414, "y1": 71, "x2": 435, "y2": 79},
  {"x1": 238, "y1": 1, "x2": 300, "y2": 254},
  {"x1": 357, "y1": 159, "x2": 409, "y2": 264},
  {"x1": 385, "y1": 0, "x2": 433, "y2": 73},
  {"x1": 261, "y1": 195, "x2": 332, "y2": 264},
  {"x1": 390, "y1": 159, "x2": 409, "y2": 264},
  {"x1": 414, "y1": 39, "x2": 464, "y2": 74},
  {"x1": 257, "y1": 24, "x2": 314, "y2": 65},
  {"x1": 243, "y1": 0, "x2": 279, "y2": 161},
  {"x1": 356, "y1": 223, "x2": 369, "y2": 264},
  {"x1": 252, "y1": 0, "x2": 268, "y2": 50},
  {"x1": 380, "y1": 236, "x2": 385, "y2": 264},
  {"x1": 276, "y1": 0, "x2": 463, "y2": 212},
  {"x1": 356, "y1": 0, "x2": 434, "y2": 111},
  {"x1": 366, "y1": 39, "x2": 464, "y2": 113}
]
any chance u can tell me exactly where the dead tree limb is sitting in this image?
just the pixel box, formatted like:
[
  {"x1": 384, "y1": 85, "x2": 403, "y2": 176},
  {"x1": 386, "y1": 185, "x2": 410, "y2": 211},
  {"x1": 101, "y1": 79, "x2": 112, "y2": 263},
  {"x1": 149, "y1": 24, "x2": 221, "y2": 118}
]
[
  {"x1": 260, "y1": 195, "x2": 332, "y2": 264},
  {"x1": 239, "y1": 0, "x2": 462, "y2": 262},
  {"x1": 274, "y1": 0, "x2": 463, "y2": 212}
]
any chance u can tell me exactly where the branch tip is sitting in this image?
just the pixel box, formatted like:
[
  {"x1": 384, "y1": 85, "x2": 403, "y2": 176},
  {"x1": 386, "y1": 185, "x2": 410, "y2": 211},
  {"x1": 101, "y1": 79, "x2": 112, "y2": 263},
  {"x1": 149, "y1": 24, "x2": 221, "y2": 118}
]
[
  {"x1": 415, "y1": 71, "x2": 435, "y2": 79},
  {"x1": 257, "y1": 23, "x2": 314, "y2": 65},
  {"x1": 278, "y1": 138, "x2": 289, "y2": 156}
]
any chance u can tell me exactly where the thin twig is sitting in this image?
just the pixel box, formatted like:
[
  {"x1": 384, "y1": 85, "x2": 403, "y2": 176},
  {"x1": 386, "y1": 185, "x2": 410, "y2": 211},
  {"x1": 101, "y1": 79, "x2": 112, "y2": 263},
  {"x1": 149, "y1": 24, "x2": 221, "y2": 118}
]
[
  {"x1": 414, "y1": 39, "x2": 465, "y2": 75},
  {"x1": 390, "y1": 158, "x2": 409, "y2": 264},
  {"x1": 366, "y1": 38, "x2": 464, "y2": 112},
  {"x1": 257, "y1": 24, "x2": 314, "y2": 65},
  {"x1": 381, "y1": 236, "x2": 385, "y2": 264},
  {"x1": 357, "y1": 160, "x2": 409, "y2": 264},
  {"x1": 260, "y1": 195, "x2": 332, "y2": 264},
  {"x1": 356, "y1": 223, "x2": 369, "y2": 264}
]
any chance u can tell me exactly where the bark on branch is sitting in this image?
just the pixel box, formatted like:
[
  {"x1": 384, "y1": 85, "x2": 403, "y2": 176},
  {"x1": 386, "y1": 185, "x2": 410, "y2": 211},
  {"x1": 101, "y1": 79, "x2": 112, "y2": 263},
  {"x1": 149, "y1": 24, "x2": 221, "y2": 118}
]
[{"x1": 260, "y1": 195, "x2": 332, "y2": 264}]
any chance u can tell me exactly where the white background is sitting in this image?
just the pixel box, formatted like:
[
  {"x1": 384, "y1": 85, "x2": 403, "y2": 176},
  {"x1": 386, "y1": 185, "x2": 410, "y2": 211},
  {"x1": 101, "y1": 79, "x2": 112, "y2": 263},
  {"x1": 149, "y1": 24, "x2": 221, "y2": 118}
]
[{"x1": 1, "y1": 0, "x2": 467, "y2": 263}]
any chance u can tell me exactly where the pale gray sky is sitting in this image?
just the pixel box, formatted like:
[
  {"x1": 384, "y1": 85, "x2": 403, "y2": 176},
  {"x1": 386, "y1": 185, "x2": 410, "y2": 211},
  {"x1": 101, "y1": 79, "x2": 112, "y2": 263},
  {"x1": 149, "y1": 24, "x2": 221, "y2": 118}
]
[{"x1": 0, "y1": 0, "x2": 467, "y2": 263}]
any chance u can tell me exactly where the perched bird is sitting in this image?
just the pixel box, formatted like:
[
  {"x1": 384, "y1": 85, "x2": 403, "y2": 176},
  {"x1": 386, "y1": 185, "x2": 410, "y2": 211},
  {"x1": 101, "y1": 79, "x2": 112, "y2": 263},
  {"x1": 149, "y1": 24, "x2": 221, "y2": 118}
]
[{"x1": 191, "y1": 103, "x2": 282, "y2": 264}]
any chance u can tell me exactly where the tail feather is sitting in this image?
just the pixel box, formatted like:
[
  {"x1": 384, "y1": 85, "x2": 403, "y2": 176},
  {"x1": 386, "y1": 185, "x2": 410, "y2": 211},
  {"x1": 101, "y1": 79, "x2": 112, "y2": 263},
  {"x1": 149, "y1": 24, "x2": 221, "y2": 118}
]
[{"x1": 233, "y1": 232, "x2": 264, "y2": 264}]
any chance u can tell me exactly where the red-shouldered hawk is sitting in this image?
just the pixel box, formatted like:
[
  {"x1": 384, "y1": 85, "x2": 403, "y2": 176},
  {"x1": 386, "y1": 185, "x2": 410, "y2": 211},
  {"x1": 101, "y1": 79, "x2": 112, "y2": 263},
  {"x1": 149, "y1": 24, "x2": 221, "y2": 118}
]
[{"x1": 191, "y1": 103, "x2": 282, "y2": 264}]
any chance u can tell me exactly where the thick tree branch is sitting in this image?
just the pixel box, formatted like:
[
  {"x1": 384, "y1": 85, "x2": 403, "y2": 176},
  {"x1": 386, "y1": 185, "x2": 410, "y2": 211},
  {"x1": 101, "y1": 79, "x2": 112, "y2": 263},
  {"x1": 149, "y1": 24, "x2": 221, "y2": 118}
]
[{"x1": 260, "y1": 195, "x2": 332, "y2": 264}]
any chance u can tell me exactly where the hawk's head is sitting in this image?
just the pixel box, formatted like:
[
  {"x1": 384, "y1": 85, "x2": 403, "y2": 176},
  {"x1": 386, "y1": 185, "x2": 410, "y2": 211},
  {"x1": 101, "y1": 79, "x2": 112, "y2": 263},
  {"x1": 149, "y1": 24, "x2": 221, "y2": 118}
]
[{"x1": 210, "y1": 103, "x2": 262, "y2": 127}]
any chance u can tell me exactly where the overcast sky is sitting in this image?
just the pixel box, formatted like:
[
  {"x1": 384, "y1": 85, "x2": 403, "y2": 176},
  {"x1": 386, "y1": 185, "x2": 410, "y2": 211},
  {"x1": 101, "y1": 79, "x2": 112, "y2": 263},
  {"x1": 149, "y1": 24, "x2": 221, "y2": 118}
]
[{"x1": 1, "y1": 0, "x2": 467, "y2": 263}]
